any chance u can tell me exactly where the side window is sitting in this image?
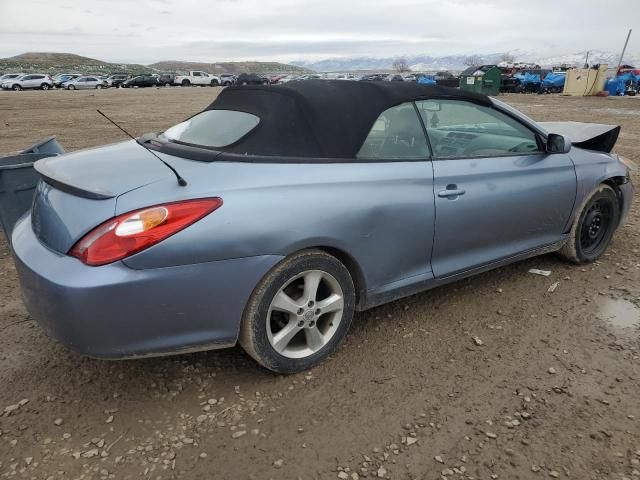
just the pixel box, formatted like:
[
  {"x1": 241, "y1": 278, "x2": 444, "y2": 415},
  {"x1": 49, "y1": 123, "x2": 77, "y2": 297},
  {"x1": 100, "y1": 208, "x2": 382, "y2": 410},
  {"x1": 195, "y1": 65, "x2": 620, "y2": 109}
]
[
  {"x1": 356, "y1": 103, "x2": 429, "y2": 160},
  {"x1": 22, "y1": 75, "x2": 34, "y2": 81},
  {"x1": 415, "y1": 99, "x2": 541, "y2": 158},
  {"x1": 193, "y1": 72, "x2": 202, "y2": 77}
]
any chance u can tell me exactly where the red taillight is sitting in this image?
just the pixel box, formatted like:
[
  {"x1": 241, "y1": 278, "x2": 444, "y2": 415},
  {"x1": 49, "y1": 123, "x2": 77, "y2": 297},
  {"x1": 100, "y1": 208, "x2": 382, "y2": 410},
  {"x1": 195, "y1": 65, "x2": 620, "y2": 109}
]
[{"x1": 69, "y1": 198, "x2": 222, "y2": 266}]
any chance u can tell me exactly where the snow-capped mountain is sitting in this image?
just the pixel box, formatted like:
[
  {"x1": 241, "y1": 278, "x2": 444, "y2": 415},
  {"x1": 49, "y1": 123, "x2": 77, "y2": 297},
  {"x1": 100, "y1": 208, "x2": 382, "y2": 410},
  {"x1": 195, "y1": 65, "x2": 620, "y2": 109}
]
[{"x1": 293, "y1": 50, "x2": 640, "y2": 72}]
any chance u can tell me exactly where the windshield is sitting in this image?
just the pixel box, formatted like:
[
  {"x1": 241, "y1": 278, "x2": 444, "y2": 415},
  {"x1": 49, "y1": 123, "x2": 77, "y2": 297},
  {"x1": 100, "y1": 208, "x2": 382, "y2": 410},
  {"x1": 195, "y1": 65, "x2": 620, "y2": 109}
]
[{"x1": 161, "y1": 110, "x2": 260, "y2": 148}]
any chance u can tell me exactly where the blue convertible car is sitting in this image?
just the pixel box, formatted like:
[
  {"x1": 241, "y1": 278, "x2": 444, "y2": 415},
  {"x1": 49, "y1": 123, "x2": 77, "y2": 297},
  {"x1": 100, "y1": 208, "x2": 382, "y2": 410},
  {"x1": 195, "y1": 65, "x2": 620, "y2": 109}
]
[{"x1": 13, "y1": 81, "x2": 634, "y2": 372}]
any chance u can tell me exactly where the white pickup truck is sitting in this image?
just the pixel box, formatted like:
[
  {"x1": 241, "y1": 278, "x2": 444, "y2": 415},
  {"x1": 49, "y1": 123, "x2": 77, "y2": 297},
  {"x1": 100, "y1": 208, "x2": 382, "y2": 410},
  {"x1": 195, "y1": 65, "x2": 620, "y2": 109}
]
[{"x1": 174, "y1": 71, "x2": 221, "y2": 87}]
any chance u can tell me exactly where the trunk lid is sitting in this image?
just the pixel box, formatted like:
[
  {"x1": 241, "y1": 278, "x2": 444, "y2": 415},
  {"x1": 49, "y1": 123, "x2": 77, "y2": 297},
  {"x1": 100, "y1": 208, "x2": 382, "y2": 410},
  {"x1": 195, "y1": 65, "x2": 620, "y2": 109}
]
[
  {"x1": 31, "y1": 140, "x2": 178, "y2": 253},
  {"x1": 34, "y1": 140, "x2": 174, "y2": 199}
]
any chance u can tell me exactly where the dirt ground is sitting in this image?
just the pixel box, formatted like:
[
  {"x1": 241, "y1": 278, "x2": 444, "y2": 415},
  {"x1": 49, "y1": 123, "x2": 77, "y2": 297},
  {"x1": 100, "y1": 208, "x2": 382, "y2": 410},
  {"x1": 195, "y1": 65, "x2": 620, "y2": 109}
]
[{"x1": 0, "y1": 88, "x2": 639, "y2": 480}]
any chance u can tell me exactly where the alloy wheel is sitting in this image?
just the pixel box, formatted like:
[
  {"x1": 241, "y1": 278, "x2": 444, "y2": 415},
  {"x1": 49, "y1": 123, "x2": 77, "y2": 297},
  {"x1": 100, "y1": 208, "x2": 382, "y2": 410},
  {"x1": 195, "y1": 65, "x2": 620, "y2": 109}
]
[{"x1": 266, "y1": 270, "x2": 344, "y2": 359}]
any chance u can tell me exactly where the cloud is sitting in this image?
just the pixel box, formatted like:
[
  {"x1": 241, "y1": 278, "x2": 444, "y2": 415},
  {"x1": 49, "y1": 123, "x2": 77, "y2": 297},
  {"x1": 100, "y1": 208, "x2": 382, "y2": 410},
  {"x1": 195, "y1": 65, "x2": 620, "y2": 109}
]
[{"x1": 0, "y1": 0, "x2": 636, "y2": 63}]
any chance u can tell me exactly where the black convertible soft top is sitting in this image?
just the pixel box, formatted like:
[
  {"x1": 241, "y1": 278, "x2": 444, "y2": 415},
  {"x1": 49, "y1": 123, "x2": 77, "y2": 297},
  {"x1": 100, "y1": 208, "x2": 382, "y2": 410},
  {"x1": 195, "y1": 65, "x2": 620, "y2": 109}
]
[{"x1": 204, "y1": 80, "x2": 491, "y2": 159}]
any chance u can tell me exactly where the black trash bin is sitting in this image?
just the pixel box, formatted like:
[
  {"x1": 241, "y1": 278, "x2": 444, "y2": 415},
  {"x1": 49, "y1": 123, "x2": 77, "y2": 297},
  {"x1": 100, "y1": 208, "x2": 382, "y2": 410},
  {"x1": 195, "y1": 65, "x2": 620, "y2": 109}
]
[{"x1": 0, "y1": 136, "x2": 65, "y2": 244}]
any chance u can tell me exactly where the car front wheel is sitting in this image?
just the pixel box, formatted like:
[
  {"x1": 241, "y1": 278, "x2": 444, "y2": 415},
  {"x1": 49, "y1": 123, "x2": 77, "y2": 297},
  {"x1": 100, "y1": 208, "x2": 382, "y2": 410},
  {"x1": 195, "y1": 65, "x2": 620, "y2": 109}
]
[
  {"x1": 558, "y1": 184, "x2": 620, "y2": 264},
  {"x1": 239, "y1": 250, "x2": 355, "y2": 374},
  {"x1": 12, "y1": 84, "x2": 22, "y2": 91}
]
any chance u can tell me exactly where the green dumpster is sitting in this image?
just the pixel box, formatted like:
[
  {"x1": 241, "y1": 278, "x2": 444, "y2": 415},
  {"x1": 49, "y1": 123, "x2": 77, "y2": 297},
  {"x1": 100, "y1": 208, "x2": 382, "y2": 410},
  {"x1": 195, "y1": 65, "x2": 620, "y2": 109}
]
[{"x1": 459, "y1": 65, "x2": 501, "y2": 95}]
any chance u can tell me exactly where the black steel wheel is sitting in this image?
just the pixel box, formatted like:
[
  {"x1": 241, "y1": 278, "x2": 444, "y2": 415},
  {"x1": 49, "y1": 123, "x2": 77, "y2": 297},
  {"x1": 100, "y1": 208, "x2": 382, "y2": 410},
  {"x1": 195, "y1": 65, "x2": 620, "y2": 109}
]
[{"x1": 558, "y1": 184, "x2": 620, "y2": 264}]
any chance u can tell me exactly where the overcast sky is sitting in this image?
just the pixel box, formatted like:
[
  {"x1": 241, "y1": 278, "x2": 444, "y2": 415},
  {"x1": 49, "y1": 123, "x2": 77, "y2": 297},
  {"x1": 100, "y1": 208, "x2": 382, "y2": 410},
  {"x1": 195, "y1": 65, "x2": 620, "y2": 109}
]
[{"x1": 0, "y1": 0, "x2": 637, "y2": 63}]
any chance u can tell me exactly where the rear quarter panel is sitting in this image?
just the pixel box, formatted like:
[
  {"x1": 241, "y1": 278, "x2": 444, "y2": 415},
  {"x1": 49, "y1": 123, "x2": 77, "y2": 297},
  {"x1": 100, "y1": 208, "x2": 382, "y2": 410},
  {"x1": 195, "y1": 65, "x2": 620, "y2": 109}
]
[{"x1": 117, "y1": 160, "x2": 436, "y2": 294}]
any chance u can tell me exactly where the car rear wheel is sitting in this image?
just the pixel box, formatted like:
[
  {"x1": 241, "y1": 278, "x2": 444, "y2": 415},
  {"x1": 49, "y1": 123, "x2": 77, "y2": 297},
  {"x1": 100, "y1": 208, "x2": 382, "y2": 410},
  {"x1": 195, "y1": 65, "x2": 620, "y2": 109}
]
[
  {"x1": 210, "y1": 79, "x2": 219, "y2": 86},
  {"x1": 96, "y1": 85, "x2": 102, "y2": 89},
  {"x1": 558, "y1": 184, "x2": 620, "y2": 264},
  {"x1": 181, "y1": 79, "x2": 190, "y2": 87},
  {"x1": 239, "y1": 250, "x2": 355, "y2": 374},
  {"x1": 41, "y1": 83, "x2": 50, "y2": 90}
]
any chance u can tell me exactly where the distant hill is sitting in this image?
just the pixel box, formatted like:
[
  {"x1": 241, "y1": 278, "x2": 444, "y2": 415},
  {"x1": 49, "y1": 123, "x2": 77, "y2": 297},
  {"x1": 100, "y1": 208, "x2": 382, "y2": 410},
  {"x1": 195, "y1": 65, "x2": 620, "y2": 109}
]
[
  {"x1": 149, "y1": 60, "x2": 309, "y2": 75},
  {"x1": 0, "y1": 52, "x2": 152, "y2": 75},
  {"x1": 0, "y1": 52, "x2": 309, "y2": 76}
]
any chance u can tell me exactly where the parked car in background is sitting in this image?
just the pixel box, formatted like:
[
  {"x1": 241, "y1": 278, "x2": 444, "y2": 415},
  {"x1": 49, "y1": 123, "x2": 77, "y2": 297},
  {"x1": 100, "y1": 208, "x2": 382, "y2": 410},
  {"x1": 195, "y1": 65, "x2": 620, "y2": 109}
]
[
  {"x1": 385, "y1": 74, "x2": 405, "y2": 82},
  {"x1": 121, "y1": 75, "x2": 158, "y2": 88},
  {"x1": 0, "y1": 73, "x2": 24, "y2": 85},
  {"x1": 268, "y1": 74, "x2": 286, "y2": 84},
  {"x1": 219, "y1": 74, "x2": 237, "y2": 86},
  {"x1": 360, "y1": 73, "x2": 387, "y2": 81},
  {"x1": 106, "y1": 74, "x2": 129, "y2": 87},
  {"x1": 53, "y1": 73, "x2": 78, "y2": 83},
  {"x1": 1, "y1": 74, "x2": 53, "y2": 90},
  {"x1": 236, "y1": 73, "x2": 269, "y2": 85},
  {"x1": 157, "y1": 73, "x2": 176, "y2": 87},
  {"x1": 276, "y1": 74, "x2": 299, "y2": 84},
  {"x1": 174, "y1": 71, "x2": 220, "y2": 87},
  {"x1": 54, "y1": 74, "x2": 81, "y2": 88},
  {"x1": 64, "y1": 76, "x2": 106, "y2": 90}
]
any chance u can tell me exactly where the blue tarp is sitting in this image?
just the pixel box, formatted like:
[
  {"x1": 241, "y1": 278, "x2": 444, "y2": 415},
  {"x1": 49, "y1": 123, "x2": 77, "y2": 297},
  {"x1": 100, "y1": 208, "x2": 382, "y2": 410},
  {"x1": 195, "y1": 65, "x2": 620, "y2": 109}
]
[
  {"x1": 606, "y1": 77, "x2": 626, "y2": 96},
  {"x1": 522, "y1": 72, "x2": 542, "y2": 85},
  {"x1": 617, "y1": 72, "x2": 634, "y2": 83},
  {"x1": 417, "y1": 75, "x2": 436, "y2": 85},
  {"x1": 541, "y1": 72, "x2": 566, "y2": 88},
  {"x1": 605, "y1": 71, "x2": 640, "y2": 96}
]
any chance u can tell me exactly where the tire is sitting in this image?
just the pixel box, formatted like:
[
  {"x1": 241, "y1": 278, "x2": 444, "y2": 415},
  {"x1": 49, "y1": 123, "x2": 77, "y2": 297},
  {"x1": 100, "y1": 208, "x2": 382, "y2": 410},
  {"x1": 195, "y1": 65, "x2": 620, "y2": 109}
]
[
  {"x1": 165, "y1": 82, "x2": 171, "y2": 87},
  {"x1": 558, "y1": 184, "x2": 620, "y2": 264},
  {"x1": 41, "y1": 83, "x2": 50, "y2": 90},
  {"x1": 68, "y1": 85, "x2": 75, "y2": 90},
  {"x1": 12, "y1": 84, "x2": 21, "y2": 91},
  {"x1": 181, "y1": 79, "x2": 190, "y2": 87},
  {"x1": 223, "y1": 81, "x2": 231, "y2": 86},
  {"x1": 239, "y1": 249, "x2": 355, "y2": 374},
  {"x1": 96, "y1": 85, "x2": 102, "y2": 89},
  {"x1": 210, "y1": 79, "x2": 219, "y2": 86}
]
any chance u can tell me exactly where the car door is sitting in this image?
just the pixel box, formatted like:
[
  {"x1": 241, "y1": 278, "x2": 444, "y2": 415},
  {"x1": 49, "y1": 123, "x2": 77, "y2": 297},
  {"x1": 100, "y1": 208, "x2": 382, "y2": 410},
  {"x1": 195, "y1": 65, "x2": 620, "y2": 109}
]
[
  {"x1": 21, "y1": 75, "x2": 36, "y2": 88},
  {"x1": 354, "y1": 102, "x2": 436, "y2": 290},
  {"x1": 415, "y1": 99, "x2": 576, "y2": 278}
]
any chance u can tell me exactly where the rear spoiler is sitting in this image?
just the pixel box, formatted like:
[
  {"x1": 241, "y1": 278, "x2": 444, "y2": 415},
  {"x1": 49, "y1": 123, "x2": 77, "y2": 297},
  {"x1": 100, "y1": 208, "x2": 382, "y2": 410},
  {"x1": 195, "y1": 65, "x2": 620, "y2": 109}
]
[
  {"x1": 538, "y1": 121, "x2": 620, "y2": 153},
  {"x1": 34, "y1": 159, "x2": 116, "y2": 200}
]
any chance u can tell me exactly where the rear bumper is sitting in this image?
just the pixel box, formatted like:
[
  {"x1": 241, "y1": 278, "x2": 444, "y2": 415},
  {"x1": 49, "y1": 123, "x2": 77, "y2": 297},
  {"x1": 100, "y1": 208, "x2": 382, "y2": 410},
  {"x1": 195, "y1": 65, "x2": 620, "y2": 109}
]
[{"x1": 12, "y1": 215, "x2": 283, "y2": 359}]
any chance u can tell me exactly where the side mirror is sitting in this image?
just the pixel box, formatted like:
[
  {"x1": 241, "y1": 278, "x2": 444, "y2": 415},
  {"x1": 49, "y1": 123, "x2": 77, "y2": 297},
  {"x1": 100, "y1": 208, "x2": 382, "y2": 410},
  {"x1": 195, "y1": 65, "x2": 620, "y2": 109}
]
[{"x1": 546, "y1": 133, "x2": 571, "y2": 154}]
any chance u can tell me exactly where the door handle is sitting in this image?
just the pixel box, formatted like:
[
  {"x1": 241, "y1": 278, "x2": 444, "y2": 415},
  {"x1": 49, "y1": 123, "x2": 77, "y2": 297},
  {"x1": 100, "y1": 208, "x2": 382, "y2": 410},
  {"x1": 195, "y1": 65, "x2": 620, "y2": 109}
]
[{"x1": 438, "y1": 185, "x2": 466, "y2": 198}]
